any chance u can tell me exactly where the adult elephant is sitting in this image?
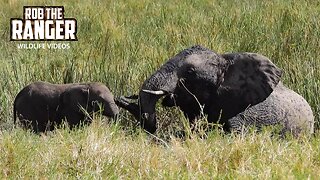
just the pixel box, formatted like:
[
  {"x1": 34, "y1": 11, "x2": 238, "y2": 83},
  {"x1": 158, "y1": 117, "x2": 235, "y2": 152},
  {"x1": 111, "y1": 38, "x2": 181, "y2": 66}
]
[
  {"x1": 14, "y1": 81, "x2": 119, "y2": 133},
  {"x1": 116, "y1": 45, "x2": 314, "y2": 136}
]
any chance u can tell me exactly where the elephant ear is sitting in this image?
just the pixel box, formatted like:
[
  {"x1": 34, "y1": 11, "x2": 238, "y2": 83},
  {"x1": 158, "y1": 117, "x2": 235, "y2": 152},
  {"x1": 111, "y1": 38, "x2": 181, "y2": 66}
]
[
  {"x1": 60, "y1": 86, "x2": 91, "y2": 113},
  {"x1": 220, "y1": 53, "x2": 282, "y2": 106}
]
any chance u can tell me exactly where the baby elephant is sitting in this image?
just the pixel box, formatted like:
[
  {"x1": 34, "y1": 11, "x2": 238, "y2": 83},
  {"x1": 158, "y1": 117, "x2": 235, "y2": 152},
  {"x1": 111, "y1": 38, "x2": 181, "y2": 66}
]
[{"x1": 14, "y1": 81, "x2": 119, "y2": 133}]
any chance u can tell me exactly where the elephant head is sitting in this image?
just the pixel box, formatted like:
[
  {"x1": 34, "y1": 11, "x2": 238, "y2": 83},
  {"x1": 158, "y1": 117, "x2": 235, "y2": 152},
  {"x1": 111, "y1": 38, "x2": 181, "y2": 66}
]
[
  {"x1": 117, "y1": 45, "x2": 282, "y2": 133},
  {"x1": 59, "y1": 83, "x2": 119, "y2": 126}
]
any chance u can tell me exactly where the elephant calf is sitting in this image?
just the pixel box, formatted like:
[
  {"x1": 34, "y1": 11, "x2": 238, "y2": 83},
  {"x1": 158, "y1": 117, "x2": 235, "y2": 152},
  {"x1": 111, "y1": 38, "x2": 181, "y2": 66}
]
[{"x1": 14, "y1": 81, "x2": 119, "y2": 133}]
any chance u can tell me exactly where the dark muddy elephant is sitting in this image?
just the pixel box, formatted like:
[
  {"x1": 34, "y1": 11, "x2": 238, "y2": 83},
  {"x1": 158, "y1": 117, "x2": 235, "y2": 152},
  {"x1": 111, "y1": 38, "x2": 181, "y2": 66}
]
[
  {"x1": 14, "y1": 81, "x2": 119, "y2": 133},
  {"x1": 116, "y1": 45, "x2": 314, "y2": 136}
]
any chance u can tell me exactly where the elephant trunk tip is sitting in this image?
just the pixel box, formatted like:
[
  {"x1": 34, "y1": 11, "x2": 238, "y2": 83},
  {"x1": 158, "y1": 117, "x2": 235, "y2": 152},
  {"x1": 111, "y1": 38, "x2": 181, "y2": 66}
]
[
  {"x1": 111, "y1": 107, "x2": 120, "y2": 117},
  {"x1": 140, "y1": 113, "x2": 157, "y2": 134},
  {"x1": 143, "y1": 124, "x2": 157, "y2": 134},
  {"x1": 110, "y1": 113, "x2": 120, "y2": 120}
]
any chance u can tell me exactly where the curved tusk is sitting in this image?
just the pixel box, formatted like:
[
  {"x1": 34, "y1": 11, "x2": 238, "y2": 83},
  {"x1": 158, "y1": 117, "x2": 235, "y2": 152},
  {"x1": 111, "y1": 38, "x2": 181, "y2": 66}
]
[{"x1": 142, "y1": 89, "x2": 165, "y2": 95}]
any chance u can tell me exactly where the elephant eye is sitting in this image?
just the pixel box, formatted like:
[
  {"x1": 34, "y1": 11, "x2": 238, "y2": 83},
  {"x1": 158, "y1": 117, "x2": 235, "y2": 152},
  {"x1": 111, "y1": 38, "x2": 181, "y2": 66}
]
[{"x1": 187, "y1": 69, "x2": 194, "y2": 74}]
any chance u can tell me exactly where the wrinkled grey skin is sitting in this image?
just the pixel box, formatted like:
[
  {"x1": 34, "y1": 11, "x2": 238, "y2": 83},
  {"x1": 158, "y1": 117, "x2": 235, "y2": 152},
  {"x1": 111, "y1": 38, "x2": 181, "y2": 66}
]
[
  {"x1": 226, "y1": 81, "x2": 314, "y2": 135},
  {"x1": 116, "y1": 45, "x2": 314, "y2": 136},
  {"x1": 14, "y1": 81, "x2": 119, "y2": 133}
]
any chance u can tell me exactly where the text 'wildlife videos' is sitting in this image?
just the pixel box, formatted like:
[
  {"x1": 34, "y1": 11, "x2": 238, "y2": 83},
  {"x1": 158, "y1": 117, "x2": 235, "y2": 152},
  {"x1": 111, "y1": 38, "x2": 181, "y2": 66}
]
[{"x1": 17, "y1": 43, "x2": 70, "y2": 49}]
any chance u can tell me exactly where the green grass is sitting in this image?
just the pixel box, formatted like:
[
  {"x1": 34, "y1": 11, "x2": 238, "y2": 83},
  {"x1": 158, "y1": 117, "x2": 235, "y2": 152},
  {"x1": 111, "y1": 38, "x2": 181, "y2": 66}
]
[{"x1": 0, "y1": 0, "x2": 320, "y2": 178}]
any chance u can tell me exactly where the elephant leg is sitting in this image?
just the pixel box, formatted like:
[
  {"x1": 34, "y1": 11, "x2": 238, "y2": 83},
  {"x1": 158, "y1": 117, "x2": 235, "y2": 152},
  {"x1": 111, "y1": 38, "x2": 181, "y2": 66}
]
[
  {"x1": 22, "y1": 119, "x2": 43, "y2": 133},
  {"x1": 20, "y1": 118, "x2": 34, "y2": 131},
  {"x1": 19, "y1": 113, "x2": 51, "y2": 133},
  {"x1": 64, "y1": 111, "x2": 86, "y2": 129}
]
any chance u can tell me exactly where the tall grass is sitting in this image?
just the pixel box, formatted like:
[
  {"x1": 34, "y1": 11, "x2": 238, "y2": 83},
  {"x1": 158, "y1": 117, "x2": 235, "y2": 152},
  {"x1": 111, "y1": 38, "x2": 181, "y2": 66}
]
[{"x1": 0, "y1": 0, "x2": 319, "y2": 178}]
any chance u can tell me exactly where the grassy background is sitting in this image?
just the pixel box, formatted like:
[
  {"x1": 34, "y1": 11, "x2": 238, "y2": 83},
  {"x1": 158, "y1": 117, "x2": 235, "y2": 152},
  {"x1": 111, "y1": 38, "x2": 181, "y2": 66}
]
[{"x1": 0, "y1": 0, "x2": 320, "y2": 178}]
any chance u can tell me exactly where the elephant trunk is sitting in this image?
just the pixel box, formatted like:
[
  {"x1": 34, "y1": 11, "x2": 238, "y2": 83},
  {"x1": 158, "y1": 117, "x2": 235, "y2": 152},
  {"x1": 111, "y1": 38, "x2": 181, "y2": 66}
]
[
  {"x1": 138, "y1": 64, "x2": 179, "y2": 133},
  {"x1": 138, "y1": 90, "x2": 162, "y2": 133},
  {"x1": 103, "y1": 102, "x2": 119, "y2": 118}
]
